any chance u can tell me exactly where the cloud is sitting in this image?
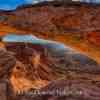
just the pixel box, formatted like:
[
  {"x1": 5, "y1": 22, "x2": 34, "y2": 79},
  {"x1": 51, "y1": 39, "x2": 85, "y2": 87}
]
[
  {"x1": 0, "y1": 4, "x2": 16, "y2": 10},
  {"x1": 0, "y1": 0, "x2": 25, "y2": 10},
  {"x1": 24, "y1": 0, "x2": 33, "y2": 3},
  {"x1": 25, "y1": 0, "x2": 54, "y2": 4},
  {"x1": 24, "y1": 0, "x2": 43, "y2": 4},
  {"x1": 72, "y1": 0, "x2": 80, "y2": 1},
  {"x1": 0, "y1": 0, "x2": 55, "y2": 10}
]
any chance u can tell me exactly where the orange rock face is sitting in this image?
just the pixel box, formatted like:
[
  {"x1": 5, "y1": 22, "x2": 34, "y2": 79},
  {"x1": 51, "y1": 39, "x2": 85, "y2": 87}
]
[{"x1": 87, "y1": 32, "x2": 100, "y2": 46}]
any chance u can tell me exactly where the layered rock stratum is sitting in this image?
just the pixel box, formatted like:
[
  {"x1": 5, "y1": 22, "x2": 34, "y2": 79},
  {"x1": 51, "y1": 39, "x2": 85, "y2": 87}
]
[
  {"x1": 0, "y1": 39, "x2": 100, "y2": 100},
  {"x1": 0, "y1": 1, "x2": 100, "y2": 100},
  {"x1": 0, "y1": 1, "x2": 99, "y2": 63}
]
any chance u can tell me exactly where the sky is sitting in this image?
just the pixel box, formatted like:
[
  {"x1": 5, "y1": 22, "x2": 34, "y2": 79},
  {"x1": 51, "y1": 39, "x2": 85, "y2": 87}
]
[
  {"x1": 0, "y1": 0, "x2": 51, "y2": 10},
  {"x1": 0, "y1": 0, "x2": 31, "y2": 10},
  {"x1": 81, "y1": 0, "x2": 100, "y2": 3},
  {"x1": 0, "y1": 0, "x2": 100, "y2": 10}
]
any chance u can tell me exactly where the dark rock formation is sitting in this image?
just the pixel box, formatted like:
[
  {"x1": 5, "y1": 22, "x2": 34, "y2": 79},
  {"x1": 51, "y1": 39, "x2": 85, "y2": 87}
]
[
  {"x1": 3, "y1": 40, "x2": 100, "y2": 100},
  {"x1": 0, "y1": 3, "x2": 80, "y2": 34},
  {"x1": 0, "y1": 2, "x2": 100, "y2": 45},
  {"x1": 0, "y1": 48, "x2": 16, "y2": 78},
  {"x1": 0, "y1": 1, "x2": 100, "y2": 100},
  {"x1": 0, "y1": 2, "x2": 100, "y2": 33},
  {"x1": 32, "y1": 78, "x2": 100, "y2": 100}
]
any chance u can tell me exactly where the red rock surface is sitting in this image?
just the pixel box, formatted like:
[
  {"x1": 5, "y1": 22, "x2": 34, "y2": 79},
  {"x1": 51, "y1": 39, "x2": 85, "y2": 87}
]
[
  {"x1": 0, "y1": 3, "x2": 100, "y2": 45},
  {"x1": 0, "y1": 2, "x2": 100, "y2": 100}
]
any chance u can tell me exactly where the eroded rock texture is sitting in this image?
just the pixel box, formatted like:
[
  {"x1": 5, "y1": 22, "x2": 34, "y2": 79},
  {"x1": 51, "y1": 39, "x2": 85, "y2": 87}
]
[
  {"x1": 0, "y1": 3, "x2": 80, "y2": 34},
  {"x1": 0, "y1": 48, "x2": 16, "y2": 78},
  {"x1": 0, "y1": 2, "x2": 100, "y2": 45},
  {"x1": 4, "y1": 41, "x2": 100, "y2": 100},
  {"x1": 0, "y1": 2, "x2": 100, "y2": 100},
  {"x1": 34, "y1": 79, "x2": 100, "y2": 100}
]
